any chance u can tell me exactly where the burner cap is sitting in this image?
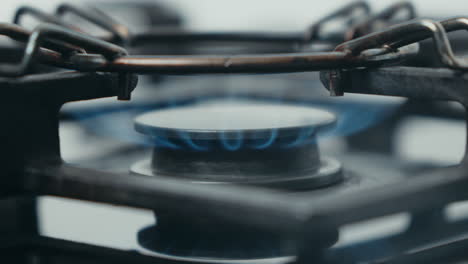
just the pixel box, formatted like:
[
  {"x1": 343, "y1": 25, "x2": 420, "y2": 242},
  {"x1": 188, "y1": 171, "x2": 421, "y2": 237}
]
[{"x1": 134, "y1": 101, "x2": 336, "y2": 140}]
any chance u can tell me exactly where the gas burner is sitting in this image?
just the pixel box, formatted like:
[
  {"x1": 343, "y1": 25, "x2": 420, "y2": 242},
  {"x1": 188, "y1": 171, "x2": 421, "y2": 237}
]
[
  {"x1": 132, "y1": 101, "x2": 342, "y2": 262},
  {"x1": 131, "y1": 101, "x2": 343, "y2": 190}
]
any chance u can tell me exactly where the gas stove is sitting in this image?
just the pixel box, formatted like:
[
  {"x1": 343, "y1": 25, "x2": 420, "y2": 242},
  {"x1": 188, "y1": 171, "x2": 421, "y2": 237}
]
[{"x1": 2, "y1": 1, "x2": 468, "y2": 263}]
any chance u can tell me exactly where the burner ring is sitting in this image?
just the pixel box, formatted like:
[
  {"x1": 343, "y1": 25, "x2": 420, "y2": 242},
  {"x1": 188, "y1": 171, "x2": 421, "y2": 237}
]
[
  {"x1": 134, "y1": 102, "x2": 336, "y2": 140},
  {"x1": 131, "y1": 157, "x2": 342, "y2": 190}
]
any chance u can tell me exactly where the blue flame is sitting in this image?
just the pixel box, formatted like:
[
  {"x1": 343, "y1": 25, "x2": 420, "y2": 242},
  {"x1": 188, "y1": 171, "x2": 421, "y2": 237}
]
[
  {"x1": 177, "y1": 131, "x2": 209, "y2": 151},
  {"x1": 252, "y1": 129, "x2": 278, "y2": 149},
  {"x1": 220, "y1": 131, "x2": 244, "y2": 151},
  {"x1": 283, "y1": 126, "x2": 317, "y2": 148},
  {"x1": 64, "y1": 94, "x2": 401, "y2": 152},
  {"x1": 153, "y1": 135, "x2": 180, "y2": 149},
  {"x1": 322, "y1": 101, "x2": 397, "y2": 138}
]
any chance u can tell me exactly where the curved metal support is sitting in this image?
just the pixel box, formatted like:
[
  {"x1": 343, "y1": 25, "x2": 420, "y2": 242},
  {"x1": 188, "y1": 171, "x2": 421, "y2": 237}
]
[
  {"x1": 8, "y1": 16, "x2": 468, "y2": 76},
  {"x1": 55, "y1": 4, "x2": 130, "y2": 44},
  {"x1": 0, "y1": 21, "x2": 417, "y2": 77},
  {"x1": 345, "y1": 1, "x2": 417, "y2": 40},
  {"x1": 0, "y1": 23, "x2": 80, "y2": 68},
  {"x1": 304, "y1": 1, "x2": 371, "y2": 42},
  {"x1": 336, "y1": 19, "x2": 468, "y2": 70},
  {"x1": 375, "y1": 1, "x2": 417, "y2": 23},
  {"x1": 69, "y1": 47, "x2": 415, "y2": 74},
  {"x1": 390, "y1": 17, "x2": 468, "y2": 48},
  {"x1": 0, "y1": 23, "x2": 127, "y2": 77},
  {"x1": 1, "y1": 22, "x2": 85, "y2": 56},
  {"x1": 13, "y1": 6, "x2": 68, "y2": 27},
  {"x1": 0, "y1": 22, "x2": 32, "y2": 42}
]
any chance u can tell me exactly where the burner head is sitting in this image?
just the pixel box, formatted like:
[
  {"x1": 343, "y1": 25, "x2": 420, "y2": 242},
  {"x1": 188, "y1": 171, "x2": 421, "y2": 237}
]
[
  {"x1": 134, "y1": 102, "x2": 335, "y2": 140},
  {"x1": 132, "y1": 101, "x2": 343, "y2": 190}
]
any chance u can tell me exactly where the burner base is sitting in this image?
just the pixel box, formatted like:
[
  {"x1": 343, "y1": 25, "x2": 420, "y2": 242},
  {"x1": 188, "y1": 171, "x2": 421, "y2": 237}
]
[{"x1": 131, "y1": 157, "x2": 343, "y2": 190}]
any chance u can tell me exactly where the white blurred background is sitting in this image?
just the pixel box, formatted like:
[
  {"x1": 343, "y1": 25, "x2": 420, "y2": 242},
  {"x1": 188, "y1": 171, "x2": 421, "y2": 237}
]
[{"x1": 2, "y1": 0, "x2": 468, "y2": 31}]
